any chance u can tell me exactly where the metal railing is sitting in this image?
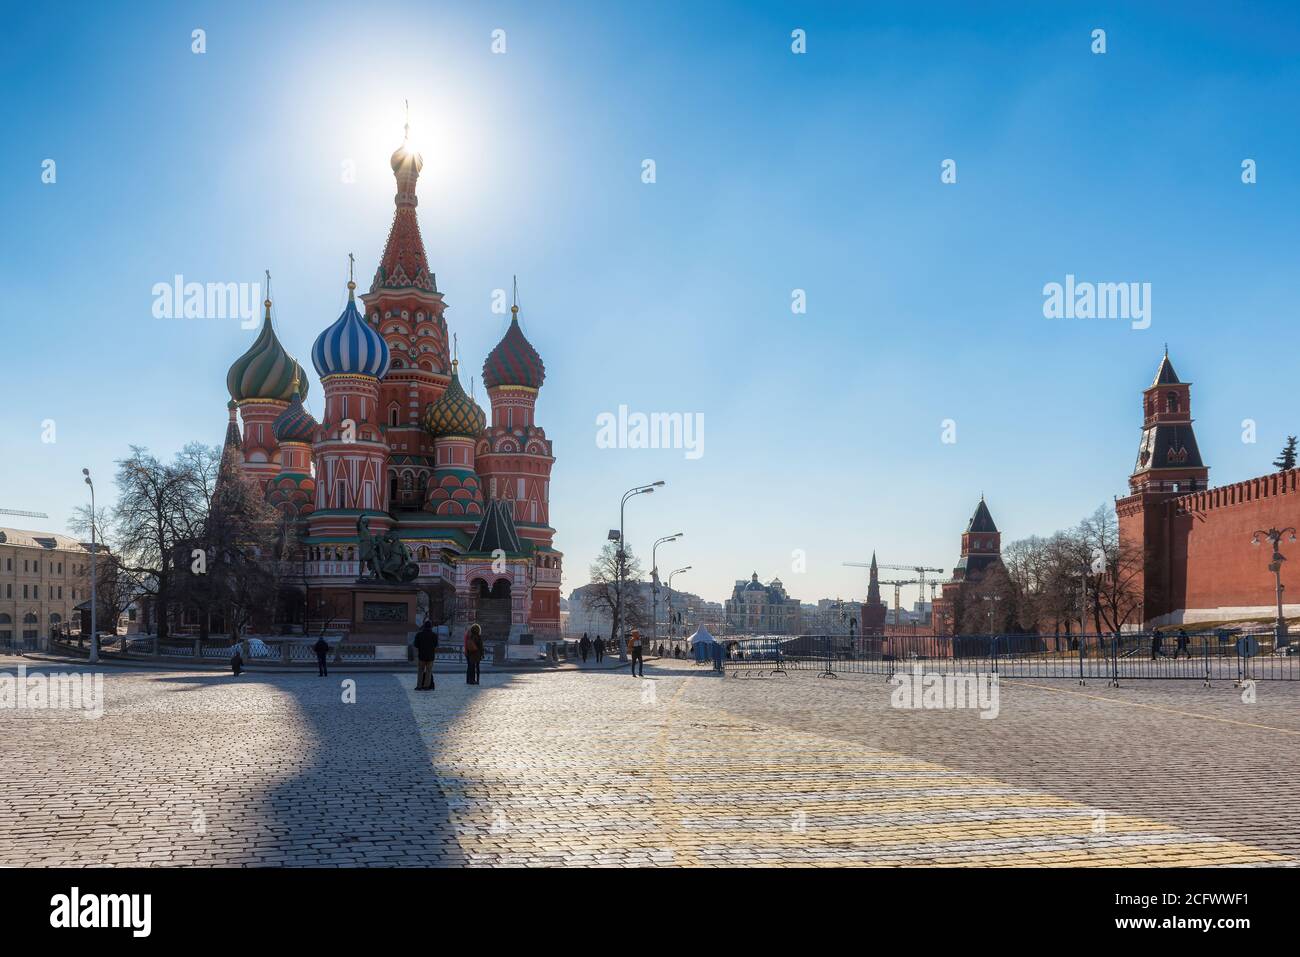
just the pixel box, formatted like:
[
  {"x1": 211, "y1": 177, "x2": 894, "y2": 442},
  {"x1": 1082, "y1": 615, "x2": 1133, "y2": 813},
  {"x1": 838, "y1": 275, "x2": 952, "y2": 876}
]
[{"x1": 722, "y1": 630, "x2": 1296, "y2": 683}]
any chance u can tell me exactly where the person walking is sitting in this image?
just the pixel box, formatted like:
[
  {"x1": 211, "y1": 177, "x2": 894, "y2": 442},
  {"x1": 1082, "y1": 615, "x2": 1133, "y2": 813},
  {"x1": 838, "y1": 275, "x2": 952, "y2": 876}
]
[
  {"x1": 413, "y1": 619, "x2": 439, "y2": 690},
  {"x1": 230, "y1": 644, "x2": 243, "y2": 676},
  {"x1": 313, "y1": 635, "x2": 330, "y2": 677},
  {"x1": 1175, "y1": 628, "x2": 1190, "y2": 659},
  {"x1": 1150, "y1": 628, "x2": 1164, "y2": 660},
  {"x1": 579, "y1": 633, "x2": 591, "y2": 663},
  {"x1": 627, "y1": 628, "x2": 645, "y2": 677},
  {"x1": 593, "y1": 635, "x2": 605, "y2": 664},
  {"x1": 464, "y1": 622, "x2": 483, "y2": 685}
]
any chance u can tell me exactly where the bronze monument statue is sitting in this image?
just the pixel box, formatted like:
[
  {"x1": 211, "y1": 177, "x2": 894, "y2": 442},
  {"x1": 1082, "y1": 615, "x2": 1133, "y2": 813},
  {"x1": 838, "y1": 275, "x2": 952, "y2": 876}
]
[{"x1": 357, "y1": 515, "x2": 420, "y2": 584}]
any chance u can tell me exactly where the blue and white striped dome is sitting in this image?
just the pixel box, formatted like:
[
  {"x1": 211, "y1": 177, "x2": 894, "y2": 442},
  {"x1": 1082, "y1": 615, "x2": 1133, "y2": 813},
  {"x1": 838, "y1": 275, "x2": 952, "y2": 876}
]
[{"x1": 312, "y1": 282, "x2": 391, "y2": 379}]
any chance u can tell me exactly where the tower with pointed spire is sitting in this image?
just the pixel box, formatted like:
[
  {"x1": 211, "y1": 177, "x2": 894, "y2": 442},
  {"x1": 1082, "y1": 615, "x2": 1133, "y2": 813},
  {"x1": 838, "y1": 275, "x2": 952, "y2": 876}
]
[
  {"x1": 860, "y1": 552, "x2": 887, "y2": 636},
  {"x1": 361, "y1": 116, "x2": 452, "y2": 514},
  {"x1": 931, "y1": 497, "x2": 1004, "y2": 635},
  {"x1": 1117, "y1": 349, "x2": 1211, "y2": 626}
]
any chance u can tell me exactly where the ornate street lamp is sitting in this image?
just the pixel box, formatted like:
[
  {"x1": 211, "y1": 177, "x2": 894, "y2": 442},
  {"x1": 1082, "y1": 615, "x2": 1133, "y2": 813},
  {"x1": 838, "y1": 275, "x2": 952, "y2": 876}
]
[
  {"x1": 1251, "y1": 526, "x2": 1297, "y2": 647},
  {"x1": 667, "y1": 566, "x2": 691, "y2": 640},
  {"x1": 82, "y1": 468, "x2": 98, "y2": 664},
  {"x1": 651, "y1": 532, "x2": 683, "y2": 646},
  {"x1": 613, "y1": 482, "x2": 663, "y2": 657}
]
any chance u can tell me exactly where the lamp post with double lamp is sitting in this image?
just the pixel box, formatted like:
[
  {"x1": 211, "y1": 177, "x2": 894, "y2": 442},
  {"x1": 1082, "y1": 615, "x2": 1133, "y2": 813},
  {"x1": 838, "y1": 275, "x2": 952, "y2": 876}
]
[
  {"x1": 82, "y1": 468, "x2": 98, "y2": 664},
  {"x1": 651, "y1": 532, "x2": 683, "y2": 647},
  {"x1": 1251, "y1": 526, "x2": 1297, "y2": 648},
  {"x1": 614, "y1": 481, "x2": 663, "y2": 659}
]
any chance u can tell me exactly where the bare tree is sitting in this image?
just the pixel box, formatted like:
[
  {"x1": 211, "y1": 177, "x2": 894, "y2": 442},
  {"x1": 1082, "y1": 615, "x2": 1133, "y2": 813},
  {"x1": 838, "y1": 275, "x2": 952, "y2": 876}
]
[
  {"x1": 176, "y1": 452, "x2": 283, "y2": 639},
  {"x1": 584, "y1": 542, "x2": 646, "y2": 643},
  {"x1": 1078, "y1": 504, "x2": 1143, "y2": 633}
]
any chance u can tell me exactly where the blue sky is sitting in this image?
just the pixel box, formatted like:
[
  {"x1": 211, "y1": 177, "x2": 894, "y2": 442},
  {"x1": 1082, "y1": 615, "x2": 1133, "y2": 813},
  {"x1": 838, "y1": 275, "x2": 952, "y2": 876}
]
[{"x1": 3, "y1": 1, "x2": 1298, "y2": 609}]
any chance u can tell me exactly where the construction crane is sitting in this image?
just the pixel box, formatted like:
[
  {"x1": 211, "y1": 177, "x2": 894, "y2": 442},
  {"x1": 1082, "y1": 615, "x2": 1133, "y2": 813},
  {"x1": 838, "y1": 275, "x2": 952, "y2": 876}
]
[
  {"x1": 878, "y1": 579, "x2": 918, "y2": 625},
  {"x1": 0, "y1": 508, "x2": 49, "y2": 519},
  {"x1": 844, "y1": 561, "x2": 945, "y2": 612}
]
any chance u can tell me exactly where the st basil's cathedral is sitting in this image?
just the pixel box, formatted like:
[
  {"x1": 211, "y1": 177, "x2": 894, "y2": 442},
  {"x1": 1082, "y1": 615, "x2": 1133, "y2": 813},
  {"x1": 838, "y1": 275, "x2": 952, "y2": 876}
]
[{"x1": 220, "y1": 124, "x2": 561, "y2": 643}]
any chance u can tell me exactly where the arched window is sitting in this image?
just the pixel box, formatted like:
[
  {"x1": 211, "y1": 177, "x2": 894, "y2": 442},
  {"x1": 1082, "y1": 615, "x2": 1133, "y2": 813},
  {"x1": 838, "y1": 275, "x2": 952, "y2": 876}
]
[
  {"x1": 1166, "y1": 391, "x2": 1180, "y2": 413},
  {"x1": 389, "y1": 406, "x2": 399, "y2": 427}
]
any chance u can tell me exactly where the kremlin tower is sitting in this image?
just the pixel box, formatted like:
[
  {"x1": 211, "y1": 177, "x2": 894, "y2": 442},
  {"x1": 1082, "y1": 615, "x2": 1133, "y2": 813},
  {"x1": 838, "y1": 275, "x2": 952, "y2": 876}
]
[{"x1": 219, "y1": 117, "x2": 561, "y2": 642}]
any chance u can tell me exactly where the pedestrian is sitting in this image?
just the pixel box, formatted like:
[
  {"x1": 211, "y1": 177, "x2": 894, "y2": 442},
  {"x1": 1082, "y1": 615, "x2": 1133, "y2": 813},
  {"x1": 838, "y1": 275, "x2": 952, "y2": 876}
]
[
  {"x1": 579, "y1": 632, "x2": 591, "y2": 663},
  {"x1": 413, "y1": 619, "x2": 439, "y2": 690},
  {"x1": 1150, "y1": 628, "x2": 1164, "y2": 660},
  {"x1": 627, "y1": 628, "x2": 644, "y2": 677},
  {"x1": 464, "y1": 622, "x2": 483, "y2": 684},
  {"x1": 313, "y1": 635, "x2": 330, "y2": 677},
  {"x1": 594, "y1": 635, "x2": 605, "y2": 663},
  {"x1": 1175, "y1": 628, "x2": 1190, "y2": 659},
  {"x1": 230, "y1": 644, "x2": 243, "y2": 676}
]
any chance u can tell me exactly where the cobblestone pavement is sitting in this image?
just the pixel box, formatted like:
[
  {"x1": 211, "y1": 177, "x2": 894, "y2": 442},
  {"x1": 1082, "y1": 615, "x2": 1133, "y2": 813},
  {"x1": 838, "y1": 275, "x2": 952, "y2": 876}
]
[{"x1": 1, "y1": 657, "x2": 1297, "y2": 866}]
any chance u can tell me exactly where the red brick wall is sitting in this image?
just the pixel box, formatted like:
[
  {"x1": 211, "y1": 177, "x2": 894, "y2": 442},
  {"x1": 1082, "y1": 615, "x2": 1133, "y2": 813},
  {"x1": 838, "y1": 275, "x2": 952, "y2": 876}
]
[
  {"x1": 1120, "y1": 469, "x2": 1300, "y2": 624},
  {"x1": 1170, "y1": 469, "x2": 1299, "y2": 616}
]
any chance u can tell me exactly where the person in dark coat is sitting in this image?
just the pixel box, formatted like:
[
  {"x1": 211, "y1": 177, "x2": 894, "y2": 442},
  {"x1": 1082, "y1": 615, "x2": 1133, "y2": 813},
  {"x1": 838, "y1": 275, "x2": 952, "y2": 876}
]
[
  {"x1": 230, "y1": 645, "x2": 243, "y2": 676},
  {"x1": 1175, "y1": 628, "x2": 1190, "y2": 659},
  {"x1": 313, "y1": 636, "x2": 330, "y2": 677},
  {"x1": 464, "y1": 622, "x2": 483, "y2": 684},
  {"x1": 593, "y1": 635, "x2": 605, "y2": 663},
  {"x1": 1150, "y1": 628, "x2": 1164, "y2": 660},
  {"x1": 413, "y1": 620, "x2": 439, "y2": 690},
  {"x1": 579, "y1": 633, "x2": 591, "y2": 663}
]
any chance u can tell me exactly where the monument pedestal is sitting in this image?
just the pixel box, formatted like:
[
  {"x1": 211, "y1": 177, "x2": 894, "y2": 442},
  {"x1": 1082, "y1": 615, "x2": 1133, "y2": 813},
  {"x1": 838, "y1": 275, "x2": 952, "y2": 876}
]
[{"x1": 350, "y1": 582, "x2": 420, "y2": 645}]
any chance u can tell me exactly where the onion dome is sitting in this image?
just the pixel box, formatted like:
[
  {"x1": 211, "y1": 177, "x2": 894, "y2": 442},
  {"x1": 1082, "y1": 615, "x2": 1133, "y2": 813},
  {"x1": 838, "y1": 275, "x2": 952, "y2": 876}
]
[
  {"x1": 227, "y1": 300, "x2": 309, "y2": 403},
  {"x1": 272, "y1": 388, "x2": 318, "y2": 444},
  {"x1": 312, "y1": 280, "x2": 391, "y2": 379},
  {"x1": 482, "y1": 303, "x2": 545, "y2": 389},
  {"x1": 422, "y1": 360, "x2": 486, "y2": 438}
]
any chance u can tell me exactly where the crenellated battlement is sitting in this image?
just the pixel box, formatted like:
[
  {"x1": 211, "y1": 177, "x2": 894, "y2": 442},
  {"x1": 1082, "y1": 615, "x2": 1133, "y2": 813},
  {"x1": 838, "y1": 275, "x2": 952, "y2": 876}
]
[{"x1": 1172, "y1": 468, "x2": 1298, "y2": 516}]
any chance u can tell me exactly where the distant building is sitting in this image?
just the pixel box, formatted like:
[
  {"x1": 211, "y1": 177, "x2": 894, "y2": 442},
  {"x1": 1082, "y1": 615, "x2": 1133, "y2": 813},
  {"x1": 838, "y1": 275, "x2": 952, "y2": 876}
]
[
  {"x1": 813, "y1": 598, "x2": 863, "y2": 635},
  {"x1": 566, "y1": 582, "x2": 710, "y2": 639},
  {"x1": 0, "y1": 528, "x2": 94, "y2": 646},
  {"x1": 725, "y1": 572, "x2": 801, "y2": 635}
]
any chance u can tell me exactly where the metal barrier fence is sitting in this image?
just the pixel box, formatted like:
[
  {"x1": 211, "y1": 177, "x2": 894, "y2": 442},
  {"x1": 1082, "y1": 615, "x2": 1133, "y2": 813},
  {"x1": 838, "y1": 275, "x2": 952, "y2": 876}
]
[{"x1": 722, "y1": 631, "x2": 1297, "y2": 683}]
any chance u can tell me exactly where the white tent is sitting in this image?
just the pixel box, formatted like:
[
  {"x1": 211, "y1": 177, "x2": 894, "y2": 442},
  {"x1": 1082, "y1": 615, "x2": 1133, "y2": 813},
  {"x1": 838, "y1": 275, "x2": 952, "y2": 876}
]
[{"x1": 688, "y1": 626, "x2": 720, "y2": 645}]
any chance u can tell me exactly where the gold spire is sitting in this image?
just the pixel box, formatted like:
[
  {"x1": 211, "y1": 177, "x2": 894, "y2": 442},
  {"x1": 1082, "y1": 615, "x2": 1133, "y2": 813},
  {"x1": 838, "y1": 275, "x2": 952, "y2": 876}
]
[
  {"x1": 347, "y1": 253, "x2": 356, "y2": 299},
  {"x1": 291, "y1": 366, "x2": 301, "y2": 398},
  {"x1": 263, "y1": 269, "x2": 272, "y2": 321},
  {"x1": 511, "y1": 275, "x2": 519, "y2": 317}
]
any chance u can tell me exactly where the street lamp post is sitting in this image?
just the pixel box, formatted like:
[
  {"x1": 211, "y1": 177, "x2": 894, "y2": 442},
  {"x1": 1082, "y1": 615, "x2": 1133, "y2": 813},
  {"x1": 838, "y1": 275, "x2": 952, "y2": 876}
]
[
  {"x1": 667, "y1": 566, "x2": 691, "y2": 644},
  {"x1": 82, "y1": 468, "x2": 98, "y2": 664},
  {"x1": 1252, "y1": 526, "x2": 1297, "y2": 647},
  {"x1": 614, "y1": 481, "x2": 663, "y2": 658},
  {"x1": 651, "y1": 532, "x2": 683, "y2": 647}
]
